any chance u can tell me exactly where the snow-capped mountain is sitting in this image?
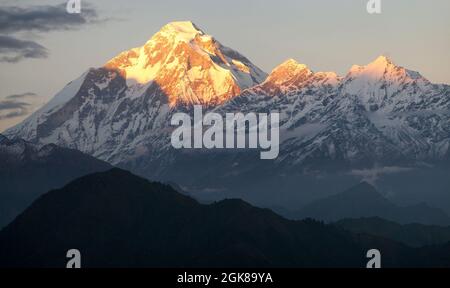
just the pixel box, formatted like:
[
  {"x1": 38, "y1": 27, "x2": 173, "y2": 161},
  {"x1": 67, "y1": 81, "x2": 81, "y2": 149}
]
[
  {"x1": 5, "y1": 21, "x2": 266, "y2": 163},
  {"x1": 4, "y1": 22, "x2": 450, "y2": 210},
  {"x1": 218, "y1": 56, "x2": 450, "y2": 167},
  {"x1": 105, "y1": 21, "x2": 266, "y2": 106},
  {"x1": 0, "y1": 133, "x2": 63, "y2": 164}
]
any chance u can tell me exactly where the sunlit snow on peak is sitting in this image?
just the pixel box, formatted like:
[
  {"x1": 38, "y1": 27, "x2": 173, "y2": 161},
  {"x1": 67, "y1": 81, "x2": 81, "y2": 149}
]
[{"x1": 103, "y1": 21, "x2": 267, "y2": 106}]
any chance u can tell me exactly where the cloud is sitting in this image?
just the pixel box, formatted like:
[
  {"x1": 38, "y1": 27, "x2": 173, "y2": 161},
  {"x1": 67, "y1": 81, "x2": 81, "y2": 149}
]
[
  {"x1": 0, "y1": 100, "x2": 30, "y2": 110},
  {"x1": 0, "y1": 2, "x2": 102, "y2": 62},
  {"x1": 349, "y1": 166, "x2": 413, "y2": 185},
  {"x1": 0, "y1": 35, "x2": 48, "y2": 62},
  {"x1": 0, "y1": 3, "x2": 99, "y2": 34},
  {"x1": 0, "y1": 100, "x2": 30, "y2": 120},
  {"x1": 5, "y1": 92, "x2": 37, "y2": 99},
  {"x1": 0, "y1": 92, "x2": 41, "y2": 120}
]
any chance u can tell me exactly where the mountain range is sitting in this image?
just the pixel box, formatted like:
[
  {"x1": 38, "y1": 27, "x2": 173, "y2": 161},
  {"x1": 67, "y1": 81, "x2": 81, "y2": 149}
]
[
  {"x1": 1, "y1": 168, "x2": 450, "y2": 268},
  {"x1": 292, "y1": 182, "x2": 450, "y2": 225},
  {"x1": 0, "y1": 134, "x2": 112, "y2": 228},
  {"x1": 4, "y1": 21, "x2": 450, "y2": 213}
]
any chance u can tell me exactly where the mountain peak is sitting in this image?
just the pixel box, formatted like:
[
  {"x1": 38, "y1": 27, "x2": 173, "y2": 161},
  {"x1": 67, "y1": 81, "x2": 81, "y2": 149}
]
[
  {"x1": 348, "y1": 55, "x2": 398, "y2": 76},
  {"x1": 372, "y1": 55, "x2": 393, "y2": 65},
  {"x1": 366, "y1": 55, "x2": 395, "y2": 71},
  {"x1": 163, "y1": 21, "x2": 201, "y2": 32},
  {"x1": 345, "y1": 54, "x2": 429, "y2": 92},
  {"x1": 343, "y1": 181, "x2": 381, "y2": 198},
  {"x1": 104, "y1": 21, "x2": 267, "y2": 106},
  {"x1": 277, "y1": 58, "x2": 309, "y2": 71},
  {"x1": 265, "y1": 58, "x2": 311, "y2": 86},
  {"x1": 157, "y1": 21, "x2": 204, "y2": 43}
]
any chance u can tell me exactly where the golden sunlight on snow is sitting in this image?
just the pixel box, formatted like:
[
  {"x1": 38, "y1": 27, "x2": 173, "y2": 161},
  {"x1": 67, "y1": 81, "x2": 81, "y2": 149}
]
[{"x1": 103, "y1": 21, "x2": 265, "y2": 107}]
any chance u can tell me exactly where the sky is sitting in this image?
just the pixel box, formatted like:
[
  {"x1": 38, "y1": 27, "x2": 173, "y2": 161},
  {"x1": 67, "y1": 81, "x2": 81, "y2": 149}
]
[{"x1": 0, "y1": 0, "x2": 449, "y2": 132}]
